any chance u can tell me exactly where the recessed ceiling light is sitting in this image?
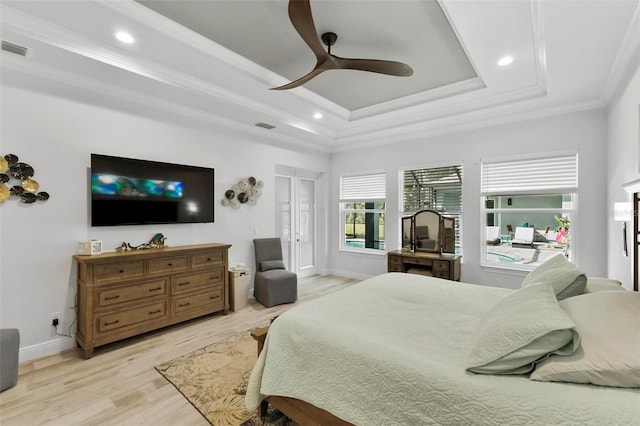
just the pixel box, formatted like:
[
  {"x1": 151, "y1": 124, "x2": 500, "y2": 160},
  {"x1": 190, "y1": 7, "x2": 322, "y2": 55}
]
[
  {"x1": 313, "y1": 112, "x2": 323, "y2": 119},
  {"x1": 497, "y1": 56, "x2": 514, "y2": 67},
  {"x1": 115, "y1": 31, "x2": 134, "y2": 44}
]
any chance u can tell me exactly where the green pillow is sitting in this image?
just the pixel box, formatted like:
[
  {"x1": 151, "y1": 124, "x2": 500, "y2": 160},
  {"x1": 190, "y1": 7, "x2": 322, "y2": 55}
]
[
  {"x1": 260, "y1": 260, "x2": 286, "y2": 272},
  {"x1": 522, "y1": 254, "x2": 586, "y2": 300},
  {"x1": 466, "y1": 282, "x2": 580, "y2": 375}
]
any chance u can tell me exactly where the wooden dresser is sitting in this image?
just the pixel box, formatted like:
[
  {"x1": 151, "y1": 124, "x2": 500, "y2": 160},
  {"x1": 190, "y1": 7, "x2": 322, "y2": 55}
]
[
  {"x1": 74, "y1": 243, "x2": 231, "y2": 358},
  {"x1": 387, "y1": 250, "x2": 461, "y2": 281}
]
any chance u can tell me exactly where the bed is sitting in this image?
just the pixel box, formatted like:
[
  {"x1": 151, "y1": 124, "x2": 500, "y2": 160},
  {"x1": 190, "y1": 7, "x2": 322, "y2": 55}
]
[{"x1": 246, "y1": 267, "x2": 640, "y2": 425}]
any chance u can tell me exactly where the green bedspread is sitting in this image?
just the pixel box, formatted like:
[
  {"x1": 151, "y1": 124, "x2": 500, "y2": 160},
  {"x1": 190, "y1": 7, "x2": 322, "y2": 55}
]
[{"x1": 246, "y1": 272, "x2": 640, "y2": 425}]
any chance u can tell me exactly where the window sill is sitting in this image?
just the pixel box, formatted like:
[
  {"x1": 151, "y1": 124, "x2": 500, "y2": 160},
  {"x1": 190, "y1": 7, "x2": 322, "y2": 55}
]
[
  {"x1": 480, "y1": 262, "x2": 532, "y2": 275},
  {"x1": 339, "y1": 247, "x2": 387, "y2": 256}
]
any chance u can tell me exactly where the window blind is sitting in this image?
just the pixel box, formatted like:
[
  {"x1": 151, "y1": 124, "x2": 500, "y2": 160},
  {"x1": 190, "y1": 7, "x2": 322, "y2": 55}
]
[
  {"x1": 481, "y1": 154, "x2": 577, "y2": 195},
  {"x1": 403, "y1": 165, "x2": 463, "y2": 213},
  {"x1": 340, "y1": 172, "x2": 386, "y2": 201},
  {"x1": 402, "y1": 165, "x2": 463, "y2": 250}
]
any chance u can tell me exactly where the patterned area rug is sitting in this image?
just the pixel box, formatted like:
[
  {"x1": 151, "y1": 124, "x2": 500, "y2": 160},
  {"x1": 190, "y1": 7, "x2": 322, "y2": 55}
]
[{"x1": 155, "y1": 331, "x2": 295, "y2": 426}]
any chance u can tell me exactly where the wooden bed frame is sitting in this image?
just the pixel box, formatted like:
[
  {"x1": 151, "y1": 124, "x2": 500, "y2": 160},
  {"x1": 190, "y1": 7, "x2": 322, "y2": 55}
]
[{"x1": 250, "y1": 326, "x2": 353, "y2": 426}]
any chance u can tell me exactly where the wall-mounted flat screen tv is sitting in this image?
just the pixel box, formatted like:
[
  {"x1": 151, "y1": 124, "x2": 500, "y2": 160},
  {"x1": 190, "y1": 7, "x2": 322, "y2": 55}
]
[{"x1": 90, "y1": 154, "x2": 214, "y2": 226}]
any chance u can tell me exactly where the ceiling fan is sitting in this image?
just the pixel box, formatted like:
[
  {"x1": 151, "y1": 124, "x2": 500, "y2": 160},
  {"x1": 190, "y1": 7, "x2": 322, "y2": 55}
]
[{"x1": 271, "y1": 0, "x2": 414, "y2": 90}]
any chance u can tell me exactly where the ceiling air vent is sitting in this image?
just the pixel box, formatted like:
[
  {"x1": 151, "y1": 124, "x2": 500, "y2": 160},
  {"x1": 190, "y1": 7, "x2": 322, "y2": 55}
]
[
  {"x1": 1, "y1": 41, "x2": 29, "y2": 57},
  {"x1": 255, "y1": 122, "x2": 276, "y2": 130}
]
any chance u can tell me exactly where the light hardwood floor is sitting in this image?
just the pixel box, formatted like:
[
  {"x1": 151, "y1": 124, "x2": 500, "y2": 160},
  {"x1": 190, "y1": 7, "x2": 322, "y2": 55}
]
[{"x1": 0, "y1": 275, "x2": 360, "y2": 426}]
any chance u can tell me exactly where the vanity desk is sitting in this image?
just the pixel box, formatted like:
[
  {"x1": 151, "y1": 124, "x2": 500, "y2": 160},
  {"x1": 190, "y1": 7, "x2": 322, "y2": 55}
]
[
  {"x1": 390, "y1": 209, "x2": 460, "y2": 281},
  {"x1": 387, "y1": 250, "x2": 460, "y2": 281}
]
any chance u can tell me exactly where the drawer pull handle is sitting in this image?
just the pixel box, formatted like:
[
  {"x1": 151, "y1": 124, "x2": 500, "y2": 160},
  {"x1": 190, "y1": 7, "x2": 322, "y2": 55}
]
[
  {"x1": 207, "y1": 258, "x2": 212, "y2": 262},
  {"x1": 149, "y1": 309, "x2": 162, "y2": 315},
  {"x1": 104, "y1": 320, "x2": 119, "y2": 326},
  {"x1": 179, "y1": 302, "x2": 190, "y2": 307},
  {"x1": 149, "y1": 287, "x2": 162, "y2": 292},
  {"x1": 167, "y1": 263, "x2": 173, "y2": 267},
  {"x1": 119, "y1": 270, "x2": 124, "y2": 273},
  {"x1": 105, "y1": 295, "x2": 120, "y2": 300},
  {"x1": 210, "y1": 295, "x2": 219, "y2": 300},
  {"x1": 178, "y1": 281, "x2": 190, "y2": 286}
]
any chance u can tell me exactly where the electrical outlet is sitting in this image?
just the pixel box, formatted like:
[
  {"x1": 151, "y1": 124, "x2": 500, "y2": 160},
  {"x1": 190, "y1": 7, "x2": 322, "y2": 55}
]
[{"x1": 50, "y1": 312, "x2": 60, "y2": 327}]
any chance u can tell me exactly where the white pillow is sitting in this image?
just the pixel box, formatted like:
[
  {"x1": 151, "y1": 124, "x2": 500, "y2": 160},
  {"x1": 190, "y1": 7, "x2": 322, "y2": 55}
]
[
  {"x1": 522, "y1": 254, "x2": 586, "y2": 300},
  {"x1": 466, "y1": 282, "x2": 580, "y2": 375},
  {"x1": 584, "y1": 277, "x2": 624, "y2": 293},
  {"x1": 531, "y1": 291, "x2": 640, "y2": 387}
]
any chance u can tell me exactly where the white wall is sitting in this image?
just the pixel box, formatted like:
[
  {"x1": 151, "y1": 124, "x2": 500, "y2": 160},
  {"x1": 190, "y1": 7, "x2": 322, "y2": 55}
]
[
  {"x1": 0, "y1": 84, "x2": 330, "y2": 361},
  {"x1": 607, "y1": 64, "x2": 640, "y2": 290},
  {"x1": 329, "y1": 108, "x2": 609, "y2": 288}
]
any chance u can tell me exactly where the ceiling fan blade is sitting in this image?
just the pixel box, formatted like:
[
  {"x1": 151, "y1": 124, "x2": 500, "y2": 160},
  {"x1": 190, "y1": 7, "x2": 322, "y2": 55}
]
[
  {"x1": 288, "y1": 0, "x2": 328, "y2": 61},
  {"x1": 334, "y1": 57, "x2": 414, "y2": 76},
  {"x1": 272, "y1": 0, "x2": 414, "y2": 90},
  {"x1": 271, "y1": 68, "x2": 326, "y2": 90}
]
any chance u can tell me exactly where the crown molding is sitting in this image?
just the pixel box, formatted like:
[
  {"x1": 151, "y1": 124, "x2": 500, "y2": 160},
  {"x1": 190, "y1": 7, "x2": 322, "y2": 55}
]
[
  {"x1": 335, "y1": 83, "x2": 547, "y2": 142},
  {"x1": 1, "y1": 54, "x2": 332, "y2": 154},
  {"x1": 0, "y1": 3, "x2": 339, "y2": 140},
  {"x1": 331, "y1": 99, "x2": 604, "y2": 153},
  {"x1": 600, "y1": 2, "x2": 640, "y2": 103}
]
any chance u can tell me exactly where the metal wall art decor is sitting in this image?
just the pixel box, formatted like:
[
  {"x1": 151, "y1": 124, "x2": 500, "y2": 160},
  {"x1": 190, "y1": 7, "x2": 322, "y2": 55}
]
[
  {"x1": 221, "y1": 176, "x2": 263, "y2": 208},
  {"x1": 116, "y1": 233, "x2": 167, "y2": 252},
  {"x1": 0, "y1": 153, "x2": 50, "y2": 204}
]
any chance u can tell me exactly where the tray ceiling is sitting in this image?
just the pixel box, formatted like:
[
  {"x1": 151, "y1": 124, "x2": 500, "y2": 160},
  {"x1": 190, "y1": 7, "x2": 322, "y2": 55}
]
[{"x1": 1, "y1": 0, "x2": 638, "y2": 153}]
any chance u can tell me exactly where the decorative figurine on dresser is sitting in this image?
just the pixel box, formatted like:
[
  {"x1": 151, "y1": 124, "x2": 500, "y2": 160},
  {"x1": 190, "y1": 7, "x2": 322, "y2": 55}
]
[
  {"x1": 388, "y1": 209, "x2": 461, "y2": 281},
  {"x1": 74, "y1": 242, "x2": 231, "y2": 358}
]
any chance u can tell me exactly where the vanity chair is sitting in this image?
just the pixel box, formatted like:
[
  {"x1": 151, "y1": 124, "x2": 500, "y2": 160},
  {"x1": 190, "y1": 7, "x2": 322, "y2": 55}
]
[{"x1": 253, "y1": 238, "x2": 298, "y2": 308}]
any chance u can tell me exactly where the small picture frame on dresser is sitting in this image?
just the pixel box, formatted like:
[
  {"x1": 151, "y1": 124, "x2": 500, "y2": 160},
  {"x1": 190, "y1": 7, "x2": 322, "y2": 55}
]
[{"x1": 77, "y1": 240, "x2": 103, "y2": 255}]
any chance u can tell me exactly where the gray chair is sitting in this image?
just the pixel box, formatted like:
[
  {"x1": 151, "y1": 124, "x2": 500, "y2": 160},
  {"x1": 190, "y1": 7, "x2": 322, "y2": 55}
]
[
  {"x1": 253, "y1": 238, "x2": 297, "y2": 308},
  {"x1": 1, "y1": 328, "x2": 20, "y2": 392}
]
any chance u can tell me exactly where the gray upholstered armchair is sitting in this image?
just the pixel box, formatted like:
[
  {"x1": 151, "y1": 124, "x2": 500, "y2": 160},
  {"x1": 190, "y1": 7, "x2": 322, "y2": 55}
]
[{"x1": 253, "y1": 238, "x2": 297, "y2": 308}]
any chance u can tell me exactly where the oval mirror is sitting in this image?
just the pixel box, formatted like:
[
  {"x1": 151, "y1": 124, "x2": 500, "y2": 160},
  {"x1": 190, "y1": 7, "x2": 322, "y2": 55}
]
[{"x1": 413, "y1": 209, "x2": 441, "y2": 253}]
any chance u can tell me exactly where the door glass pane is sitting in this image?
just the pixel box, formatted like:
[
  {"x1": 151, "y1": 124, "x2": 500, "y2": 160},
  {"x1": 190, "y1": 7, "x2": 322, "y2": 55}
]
[
  {"x1": 275, "y1": 176, "x2": 291, "y2": 269},
  {"x1": 299, "y1": 179, "x2": 314, "y2": 269}
]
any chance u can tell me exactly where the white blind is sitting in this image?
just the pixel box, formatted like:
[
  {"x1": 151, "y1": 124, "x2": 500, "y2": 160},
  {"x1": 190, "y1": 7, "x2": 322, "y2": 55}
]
[
  {"x1": 481, "y1": 154, "x2": 577, "y2": 195},
  {"x1": 340, "y1": 172, "x2": 386, "y2": 201},
  {"x1": 403, "y1": 165, "x2": 462, "y2": 213},
  {"x1": 275, "y1": 176, "x2": 290, "y2": 203}
]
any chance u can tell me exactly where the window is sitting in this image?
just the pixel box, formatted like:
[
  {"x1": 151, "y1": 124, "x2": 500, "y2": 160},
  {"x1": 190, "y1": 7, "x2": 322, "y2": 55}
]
[
  {"x1": 481, "y1": 153, "x2": 577, "y2": 270},
  {"x1": 340, "y1": 172, "x2": 386, "y2": 252},
  {"x1": 401, "y1": 164, "x2": 463, "y2": 253}
]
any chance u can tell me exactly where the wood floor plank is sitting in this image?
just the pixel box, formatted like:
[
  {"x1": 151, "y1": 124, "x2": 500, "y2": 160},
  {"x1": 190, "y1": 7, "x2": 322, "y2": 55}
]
[{"x1": 0, "y1": 275, "x2": 359, "y2": 425}]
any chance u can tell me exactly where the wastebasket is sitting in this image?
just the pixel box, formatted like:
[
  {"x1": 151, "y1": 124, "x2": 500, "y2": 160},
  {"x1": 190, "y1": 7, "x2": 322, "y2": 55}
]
[{"x1": 229, "y1": 268, "x2": 251, "y2": 311}]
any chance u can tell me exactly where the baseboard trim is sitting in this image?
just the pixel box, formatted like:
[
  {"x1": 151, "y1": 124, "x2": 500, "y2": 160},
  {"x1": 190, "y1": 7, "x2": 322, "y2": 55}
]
[{"x1": 20, "y1": 336, "x2": 76, "y2": 363}]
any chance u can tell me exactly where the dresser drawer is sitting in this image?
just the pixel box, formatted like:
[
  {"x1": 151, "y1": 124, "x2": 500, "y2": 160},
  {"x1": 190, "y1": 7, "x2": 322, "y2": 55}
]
[
  {"x1": 95, "y1": 261, "x2": 145, "y2": 284},
  {"x1": 96, "y1": 279, "x2": 167, "y2": 308},
  {"x1": 388, "y1": 254, "x2": 403, "y2": 265},
  {"x1": 171, "y1": 268, "x2": 225, "y2": 295},
  {"x1": 148, "y1": 256, "x2": 189, "y2": 275},
  {"x1": 192, "y1": 250, "x2": 226, "y2": 268},
  {"x1": 434, "y1": 270, "x2": 450, "y2": 279},
  {"x1": 412, "y1": 257, "x2": 433, "y2": 266},
  {"x1": 172, "y1": 285, "x2": 224, "y2": 317},
  {"x1": 433, "y1": 260, "x2": 450, "y2": 272},
  {"x1": 388, "y1": 263, "x2": 403, "y2": 272},
  {"x1": 96, "y1": 301, "x2": 168, "y2": 333}
]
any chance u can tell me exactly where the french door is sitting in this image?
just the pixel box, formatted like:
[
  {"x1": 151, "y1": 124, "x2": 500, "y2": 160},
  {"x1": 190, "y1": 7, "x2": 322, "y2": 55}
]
[{"x1": 276, "y1": 175, "x2": 316, "y2": 277}]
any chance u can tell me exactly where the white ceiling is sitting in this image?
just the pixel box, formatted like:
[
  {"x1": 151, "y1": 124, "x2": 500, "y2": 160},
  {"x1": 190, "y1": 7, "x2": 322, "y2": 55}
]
[
  {"x1": 135, "y1": 0, "x2": 479, "y2": 111},
  {"x1": 1, "y1": 0, "x2": 638, "y2": 154}
]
